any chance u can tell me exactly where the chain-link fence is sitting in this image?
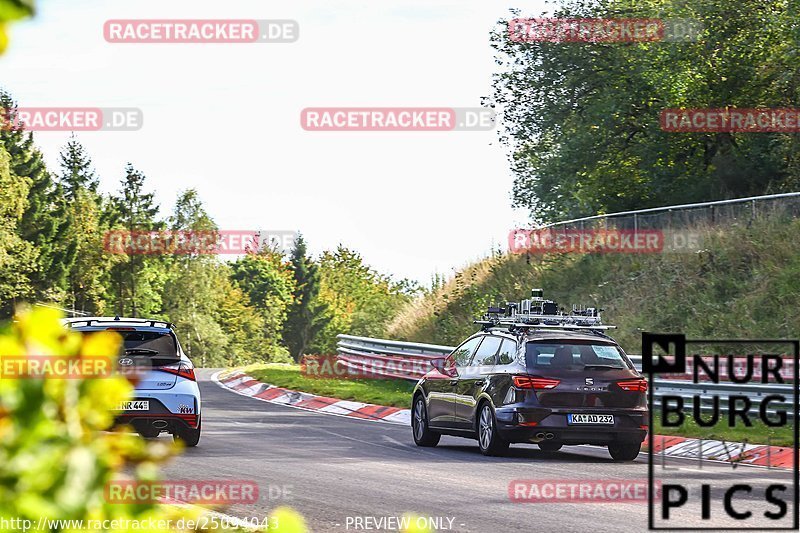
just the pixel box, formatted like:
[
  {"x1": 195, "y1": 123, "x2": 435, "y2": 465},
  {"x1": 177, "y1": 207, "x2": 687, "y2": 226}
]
[{"x1": 536, "y1": 192, "x2": 800, "y2": 232}]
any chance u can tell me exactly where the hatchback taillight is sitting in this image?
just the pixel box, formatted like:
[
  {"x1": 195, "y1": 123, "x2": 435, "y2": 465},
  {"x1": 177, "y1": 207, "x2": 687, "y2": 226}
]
[
  {"x1": 159, "y1": 363, "x2": 196, "y2": 381},
  {"x1": 513, "y1": 375, "x2": 560, "y2": 390},
  {"x1": 617, "y1": 379, "x2": 647, "y2": 392}
]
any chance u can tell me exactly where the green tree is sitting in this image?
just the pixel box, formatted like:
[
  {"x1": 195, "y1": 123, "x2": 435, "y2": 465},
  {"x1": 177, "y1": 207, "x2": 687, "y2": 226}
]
[
  {"x1": 57, "y1": 136, "x2": 112, "y2": 315},
  {"x1": 0, "y1": 145, "x2": 37, "y2": 317},
  {"x1": 491, "y1": 0, "x2": 800, "y2": 222},
  {"x1": 230, "y1": 250, "x2": 295, "y2": 354},
  {"x1": 281, "y1": 235, "x2": 328, "y2": 361},
  {"x1": 65, "y1": 190, "x2": 115, "y2": 315},
  {"x1": 311, "y1": 246, "x2": 412, "y2": 354},
  {"x1": 58, "y1": 133, "x2": 99, "y2": 199},
  {"x1": 107, "y1": 164, "x2": 164, "y2": 316},
  {"x1": 161, "y1": 189, "x2": 227, "y2": 365},
  {"x1": 162, "y1": 189, "x2": 292, "y2": 366},
  {"x1": 168, "y1": 188, "x2": 215, "y2": 232},
  {"x1": 0, "y1": 91, "x2": 75, "y2": 302}
]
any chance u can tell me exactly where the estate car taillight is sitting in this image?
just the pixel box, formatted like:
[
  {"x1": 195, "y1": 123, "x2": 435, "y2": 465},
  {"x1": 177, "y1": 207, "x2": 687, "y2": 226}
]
[
  {"x1": 159, "y1": 363, "x2": 196, "y2": 381},
  {"x1": 513, "y1": 375, "x2": 560, "y2": 390},
  {"x1": 616, "y1": 379, "x2": 647, "y2": 392}
]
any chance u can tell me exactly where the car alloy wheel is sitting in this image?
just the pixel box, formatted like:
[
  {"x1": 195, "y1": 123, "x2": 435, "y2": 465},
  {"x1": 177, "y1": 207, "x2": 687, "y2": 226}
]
[
  {"x1": 479, "y1": 405, "x2": 493, "y2": 449},
  {"x1": 414, "y1": 401, "x2": 426, "y2": 441},
  {"x1": 411, "y1": 396, "x2": 440, "y2": 447},
  {"x1": 477, "y1": 403, "x2": 509, "y2": 456}
]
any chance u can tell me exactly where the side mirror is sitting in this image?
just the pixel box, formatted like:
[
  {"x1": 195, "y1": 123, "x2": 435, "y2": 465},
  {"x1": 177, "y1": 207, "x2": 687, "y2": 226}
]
[{"x1": 431, "y1": 356, "x2": 457, "y2": 378}]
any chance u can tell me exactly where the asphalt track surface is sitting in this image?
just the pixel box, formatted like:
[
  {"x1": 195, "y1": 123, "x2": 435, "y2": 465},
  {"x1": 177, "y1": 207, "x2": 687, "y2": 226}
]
[{"x1": 160, "y1": 370, "x2": 797, "y2": 532}]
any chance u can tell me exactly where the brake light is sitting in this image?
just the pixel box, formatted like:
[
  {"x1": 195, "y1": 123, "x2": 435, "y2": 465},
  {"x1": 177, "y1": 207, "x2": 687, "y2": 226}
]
[
  {"x1": 106, "y1": 327, "x2": 135, "y2": 331},
  {"x1": 513, "y1": 376, "x2": 560, "y2": 390},
  {"x1": 159, "y1": 363, "x2": 196, "y2": 381},
  {"x1": 617, "y1": 379, "x2": 647, "y2": 392}
]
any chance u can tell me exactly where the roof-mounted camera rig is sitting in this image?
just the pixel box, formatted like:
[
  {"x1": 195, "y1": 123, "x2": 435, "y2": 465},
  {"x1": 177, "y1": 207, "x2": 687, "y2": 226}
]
[{"x1": 474, "y1": 288, "x2": 615, "y2": 334}]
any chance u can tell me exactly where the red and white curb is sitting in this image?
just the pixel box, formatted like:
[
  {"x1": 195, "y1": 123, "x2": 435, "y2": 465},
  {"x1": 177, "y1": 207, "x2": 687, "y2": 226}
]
[
  {"x1": 213, "y1": 369, "x2": 793, "y2": 470},
  {"x1": 648, "y1": 434, "x2": 794, "y2": 470},
  {"x1": 212, "y1": 369, "x2": 411, "y2": 426}
]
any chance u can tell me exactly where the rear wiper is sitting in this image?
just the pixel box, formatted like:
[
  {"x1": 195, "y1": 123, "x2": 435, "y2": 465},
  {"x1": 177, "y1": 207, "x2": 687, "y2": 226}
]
[
  {"x1": 123, "y1": 348, "x2": 159, "y2": 355},
  {"x1": 582, "y1": 364, "x2": 621, "y2": 370}
]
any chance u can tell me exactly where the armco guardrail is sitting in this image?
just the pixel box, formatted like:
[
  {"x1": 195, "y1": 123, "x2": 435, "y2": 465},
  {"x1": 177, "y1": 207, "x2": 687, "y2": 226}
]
[
  {"x1": 335, "y1": 335, "x2": 795, "y2": 417},
  {"x1": 336, "y1": 334, "x2": 452, "y2": 380}
]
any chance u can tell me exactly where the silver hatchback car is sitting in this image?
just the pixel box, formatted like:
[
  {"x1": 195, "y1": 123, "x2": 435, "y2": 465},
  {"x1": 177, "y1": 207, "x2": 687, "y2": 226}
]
[{"x1": 63, "y1": 316, "x2": 202, "y2": 446}]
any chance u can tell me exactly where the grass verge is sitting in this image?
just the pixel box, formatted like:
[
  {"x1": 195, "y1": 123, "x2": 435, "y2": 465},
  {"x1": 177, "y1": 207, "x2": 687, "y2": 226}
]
[{"x1": 240, "y1": 363, "x2": 415, "y2": 408}]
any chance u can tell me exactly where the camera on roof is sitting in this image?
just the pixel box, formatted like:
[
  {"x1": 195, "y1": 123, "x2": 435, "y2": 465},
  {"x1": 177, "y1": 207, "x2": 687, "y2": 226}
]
[
  {"x1": 520, "y1": 288, "x2": 560, "y2": 316},
  {"x1": 478, "y1": 288, "x2": 610, "y2": 331}
]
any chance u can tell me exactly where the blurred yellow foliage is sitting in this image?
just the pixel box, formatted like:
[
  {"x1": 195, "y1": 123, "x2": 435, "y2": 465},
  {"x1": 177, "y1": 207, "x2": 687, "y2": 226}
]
[{"x1": 0, "y1": 307, "x2": 307, "y2": 532}]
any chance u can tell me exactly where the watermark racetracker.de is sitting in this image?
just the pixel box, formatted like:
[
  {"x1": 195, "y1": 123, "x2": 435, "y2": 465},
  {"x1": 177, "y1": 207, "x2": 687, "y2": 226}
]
[
  {"x1": 509, "y1": 479, "x2": 659, "y2": 503},
  {"x1": 103, "y1": 230, "x2": 297, "y2": 255},
  {"x1": 508, "y1": 228, "x2": 703, "y2": 254},
  {"x1": 300, "y1": 107, "x2": 495, "y2": 131},
  {"x1": 0, "y1": 355, "x2": 113, "y2": 379},
  {"x1": 0, "y1": 516, "x2": 279, "y2": 532},
  {"x1": 508, "y1": 18, "x2": 703, "y2": 43},
  {"x1": 1, "y1": 107, "x2": 142, "y2": 131},
  {"x1": 661, "y1": 108, "x2": 800, "y2": 133},
  {"x1": 300, "y1": 354, "x2": 430, "y2": 380},
  {"x1": 104, "y1": 480, "x2": 262, "y2": 505},
  {"x1": 104, "y1": 19, "x2": 298, "y2": 43}
]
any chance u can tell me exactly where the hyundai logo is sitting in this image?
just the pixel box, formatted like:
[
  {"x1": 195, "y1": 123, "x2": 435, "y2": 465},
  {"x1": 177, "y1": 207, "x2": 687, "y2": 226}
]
[{"x1": 118, "y1": 357, "x2": 134, "y2": 366}]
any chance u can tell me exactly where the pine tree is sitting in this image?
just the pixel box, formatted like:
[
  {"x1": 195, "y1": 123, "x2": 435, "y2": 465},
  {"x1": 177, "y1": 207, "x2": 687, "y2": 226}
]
[
  {"x1": 57, "y1": 135, "x2": 108, "y2": 314},
  {"x1": 0, "y1": 144, "x2": 38, "y2": 317},
  {"x1": 282, "y1": 234, "x2": 329, "y2": 361},
  {"x1": 58, "y1": 134, "x2": 99, "y2": 199},
  {"x1": 0, "y1": 91, "x2": 75, "y2": 302},
  {"x1": 108, "y1": 164, "x2": 163, "y2": 316}
]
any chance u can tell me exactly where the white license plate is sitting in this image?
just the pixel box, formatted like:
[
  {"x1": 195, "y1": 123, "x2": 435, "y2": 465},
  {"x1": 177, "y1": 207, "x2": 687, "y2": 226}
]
[
  {"x1": 568, "y1": 413, "x2": 614, "y2": 424},
  {"x1": 117, "y1": 400, "x2": 149, "y2": 411}
]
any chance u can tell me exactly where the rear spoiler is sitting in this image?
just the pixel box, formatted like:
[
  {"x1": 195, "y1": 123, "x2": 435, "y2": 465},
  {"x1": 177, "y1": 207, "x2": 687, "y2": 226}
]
[{"x1": 63, "y1": 317, "x2": 174, "y2": 329}]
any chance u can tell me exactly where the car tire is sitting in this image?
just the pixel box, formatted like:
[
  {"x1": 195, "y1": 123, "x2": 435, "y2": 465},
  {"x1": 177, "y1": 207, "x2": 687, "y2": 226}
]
[
  {"x1": 537, "y1": 441, "x2": 563, "y2": 452},
  {"x1": 412, "y1": 396, "x2": 440, "y2": 447},
  {"x1": 174, "y1": 417, "x2": 201, "y2": 447},
  {"x1": 477, "y1": 403, "x2": 509, "y2": 456},
  {"x1": 608, "y1": 441, "x2": 640, "y2": 461}
]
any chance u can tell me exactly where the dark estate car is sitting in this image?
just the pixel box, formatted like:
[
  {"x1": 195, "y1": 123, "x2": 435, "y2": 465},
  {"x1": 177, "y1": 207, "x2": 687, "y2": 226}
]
[{"x1": 411, "y1": 328, "x2": 648, "y2": 460}]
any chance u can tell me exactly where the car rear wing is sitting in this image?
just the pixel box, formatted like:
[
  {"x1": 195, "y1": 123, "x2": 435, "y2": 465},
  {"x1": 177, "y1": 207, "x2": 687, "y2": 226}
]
[{"x1": 62, "y1": 316, "x2": 174, "y2": 329}]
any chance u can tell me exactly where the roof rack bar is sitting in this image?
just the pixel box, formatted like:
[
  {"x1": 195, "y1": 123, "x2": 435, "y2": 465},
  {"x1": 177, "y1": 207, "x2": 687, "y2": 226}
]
[{"x1": 475, "y1": 320, "x2": 615, "y2": 331}]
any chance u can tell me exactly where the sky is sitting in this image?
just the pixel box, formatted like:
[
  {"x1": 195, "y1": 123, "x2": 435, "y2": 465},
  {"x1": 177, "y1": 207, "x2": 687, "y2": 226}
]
[{"x1": 0, "y1": 0, "x2": 549, "y2": 285}]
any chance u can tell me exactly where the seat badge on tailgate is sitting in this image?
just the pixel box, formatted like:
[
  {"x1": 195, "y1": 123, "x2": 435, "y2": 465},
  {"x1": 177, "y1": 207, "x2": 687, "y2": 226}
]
[{"x1": 577, "y1": 377, "x2": 606, "y2": 391}]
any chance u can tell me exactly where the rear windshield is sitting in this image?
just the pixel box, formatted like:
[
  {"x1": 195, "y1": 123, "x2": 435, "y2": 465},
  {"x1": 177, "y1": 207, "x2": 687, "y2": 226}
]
[
  {"x1": 118, "y1": 331, "x2": 178, "y2": 357},
  {"x1": 525, "y1": 341, "x2": 631, "y2": 370}
]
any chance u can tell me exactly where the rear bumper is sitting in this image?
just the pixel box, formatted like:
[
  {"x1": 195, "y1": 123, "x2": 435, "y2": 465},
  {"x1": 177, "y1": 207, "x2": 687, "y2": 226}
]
[
  {"x1": 114, "y1": 396, "x2": 199, "y2": 431},
  {"x1": 495, "y1": 406, "x2": 647, "y2": 445}
]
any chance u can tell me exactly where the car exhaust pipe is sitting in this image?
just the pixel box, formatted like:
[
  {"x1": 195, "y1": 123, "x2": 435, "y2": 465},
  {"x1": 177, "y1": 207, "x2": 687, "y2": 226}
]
[
  {"x1": 535, "y1": 432, "x2": 546, "y2": 441},
  {"x1": 152, "y1": 420, "x2": 168, "y2": 429},
  {"x1": 545, "y1": 433, "x2": 555, "y2": 440}
]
